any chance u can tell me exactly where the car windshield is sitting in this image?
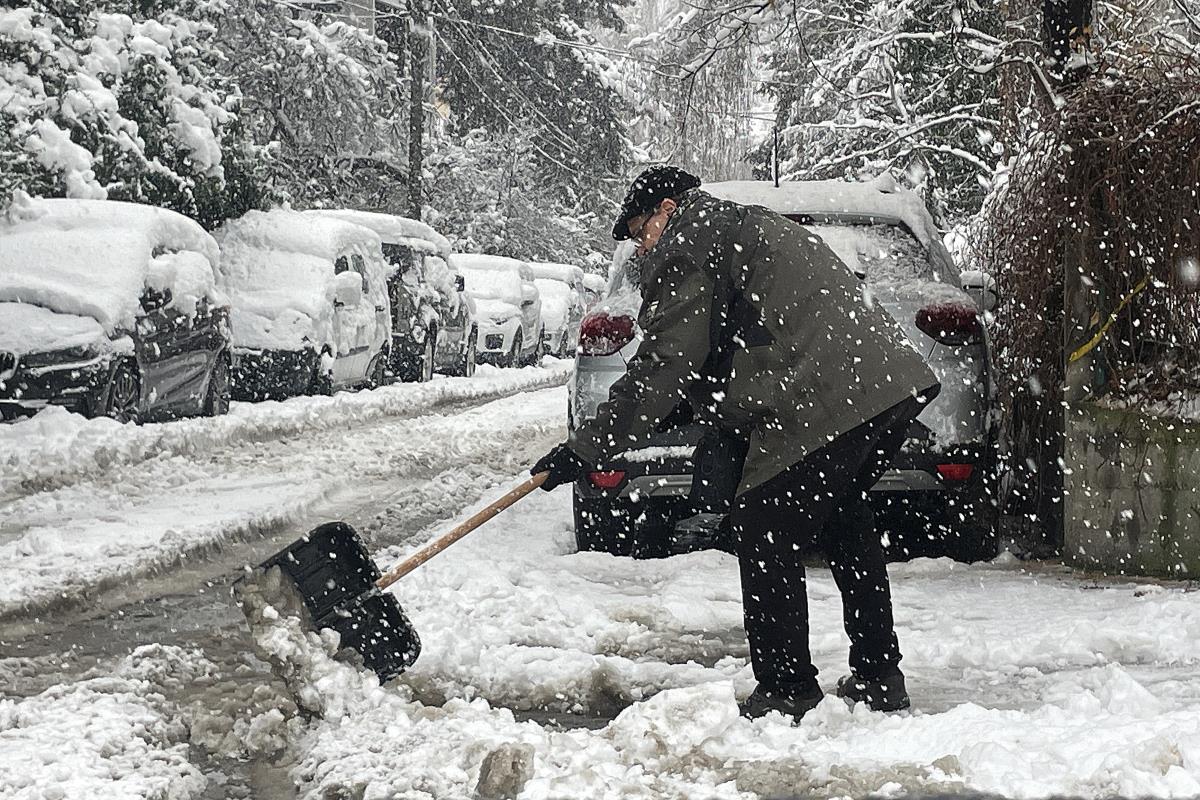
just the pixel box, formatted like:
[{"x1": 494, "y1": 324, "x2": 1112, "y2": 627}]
[{"x1": 806, "y1": 222, "x2": 934, "y2": 285}]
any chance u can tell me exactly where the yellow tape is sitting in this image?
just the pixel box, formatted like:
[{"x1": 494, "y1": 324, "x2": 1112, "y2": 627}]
[{"x1": 1068, "y1": 273, "x2": 1152, "y2": 364}]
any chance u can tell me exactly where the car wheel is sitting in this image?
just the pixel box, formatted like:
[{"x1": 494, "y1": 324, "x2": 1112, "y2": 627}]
[
  {"x1": 420, "y1": 330, "x2": 436, "y2": 382},
  {"x1": 939, "y1": 492, "x2": 1000, "y2": 563},
  {"x1": 557, "y1": 332, "x2": 570, "y2": 359},
  {"x1": 203, "y1": 354, "x2": 232, "y2": 416},
  {"x1": 506, "y1": 331, "x2": 522, "y2": 369},
  {"x1": 365, "y1": 351, "x2": 387, "y2": 389},
  {"x1": 573, "y1": 490, "x2": 634, "y2": 556},
  {"x1": 104, "y1": 360, "x2": 140, "y2": 424}
]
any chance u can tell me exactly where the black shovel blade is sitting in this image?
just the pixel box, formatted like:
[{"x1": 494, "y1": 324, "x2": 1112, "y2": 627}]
[{"x1": 256, "y1": 521, "x2": 421, "y2": 681}]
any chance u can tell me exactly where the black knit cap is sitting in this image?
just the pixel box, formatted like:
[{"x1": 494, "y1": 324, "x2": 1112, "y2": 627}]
[{"x1": 611, "y1": 165, "x2": 702, "y2": 240}]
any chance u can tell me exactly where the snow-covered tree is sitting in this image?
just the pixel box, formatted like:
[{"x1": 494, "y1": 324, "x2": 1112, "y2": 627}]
[
  {"x1": 0, "y1": 1, "x2": 271, "y2": 227},
  {"x1": 758, "y1": 0, "x2": 1006, "y2": 224},
  {"x1": 433, "y1": 0, "x2": 635, "y2": 216},
  {"x1": 423, "y1": 128, "x2": 595, "y2": 264},
  {"x1": 212, "y1": 0, "x2": 407, "y2": 210}
]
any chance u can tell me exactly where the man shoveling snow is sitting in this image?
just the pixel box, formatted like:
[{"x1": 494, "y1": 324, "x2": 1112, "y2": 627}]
[{"x1": 533, "y1": 166, "x2": 941, "y2": 721}]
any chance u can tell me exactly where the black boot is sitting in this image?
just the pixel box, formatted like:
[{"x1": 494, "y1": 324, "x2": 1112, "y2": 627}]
[
  {"x1": 738, "y1": 681, "x2": 825, "y2": 721},
  {"x1": 835, "y1": 669, "x2": 910, "y2": 712}
]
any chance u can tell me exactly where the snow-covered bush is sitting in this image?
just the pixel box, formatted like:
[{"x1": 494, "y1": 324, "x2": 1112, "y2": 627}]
[{"x1": 0, "y1": 2, "x2": 271, "y2": 228}]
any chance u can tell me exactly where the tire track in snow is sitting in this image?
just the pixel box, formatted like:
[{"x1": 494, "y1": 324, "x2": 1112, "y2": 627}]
[
  {"x1": 0, "y1": 381, "x2": 569, "y2": 622},
  {"x1": 0, "y1": 362, "x2": 571, "y2": 502}
]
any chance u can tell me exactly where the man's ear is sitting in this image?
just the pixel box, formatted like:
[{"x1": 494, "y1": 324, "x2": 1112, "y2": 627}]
[{"x1": 659, "y1": 197, "x2": 678, "y2": 215}]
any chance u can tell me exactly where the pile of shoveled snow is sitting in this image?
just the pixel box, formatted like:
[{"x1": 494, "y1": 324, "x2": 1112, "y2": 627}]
[
  {"x1": 272, "y1": 484, "x2": 1200, "y2": 799},
  {"x1": 0, "y1": 645, "x2": 207, "y2": 799}
]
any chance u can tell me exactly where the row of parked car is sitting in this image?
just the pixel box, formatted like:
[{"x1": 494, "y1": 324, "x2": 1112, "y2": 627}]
[{"x1": 0, "y1": 200, "x2": 603, "y2": 423}]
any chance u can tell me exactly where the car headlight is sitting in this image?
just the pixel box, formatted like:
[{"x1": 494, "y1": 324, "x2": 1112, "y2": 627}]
[{"x1": 20, "y1": 344, "x2": 104, "y2": 368}]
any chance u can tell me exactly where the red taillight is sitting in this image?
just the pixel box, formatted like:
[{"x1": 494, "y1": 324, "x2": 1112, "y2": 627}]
[
  {"x1": 936, "y1": 463, "x2": 975, "y2": 482},
  {"x1": 916, "y1": 302, "x2": 982, "y2": 345},
  {"x1": 587, "y1": 470, "x2": 627, "y2": 490},
  {"x1": 578, "y1": 312, "x2": 635, "y2": 356}
]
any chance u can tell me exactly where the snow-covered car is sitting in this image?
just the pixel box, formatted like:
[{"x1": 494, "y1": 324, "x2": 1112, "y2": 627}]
[
  {"x1": 0, "y1": 199, "x2": 231, "y2": 423},
  {"x1": 456, "y1": 255, "x2": 543, "y2": 368},
  {"x1": 581, "y1": 273, "x2": 607, "y2": 310},
  {"x1": 528, "y1": 262, "x2": 586, "y2": 358},
  {"x1": 569, "y1": 176, "x2": 1000, "y2": 562},
  {"x1": 216, "y1": 210, "x2": 391, "y2": 400},
  {"x1": 306, "y1": 210, "x2": 478, "y2": 381}
]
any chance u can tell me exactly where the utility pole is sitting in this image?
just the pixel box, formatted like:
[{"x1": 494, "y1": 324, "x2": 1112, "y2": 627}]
[{"x1": 406, "y1": 0, "x2": 427, "y2": 219}]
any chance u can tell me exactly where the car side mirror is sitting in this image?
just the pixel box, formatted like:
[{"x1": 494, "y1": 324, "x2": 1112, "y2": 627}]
[
  {"x1": 334, "y1": 271, "x2": 363, "y2": 307},
  {"x1": 140, "y1": 287, "x2": 172, "y2": 312},
  {"x1": 959, "y1": 269, "x2": 998, "y2": 313},
  {"x1": 455, "y1": 274, "x2": 466, "y2": 292}
]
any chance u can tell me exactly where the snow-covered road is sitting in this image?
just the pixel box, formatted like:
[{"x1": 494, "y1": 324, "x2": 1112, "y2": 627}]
[
  {"x1": 0, "y1": 362, "x2": 571, "y2": 619},
  {"x1": 4, "y1": 369, "x2": 1200, "y2": 800}
]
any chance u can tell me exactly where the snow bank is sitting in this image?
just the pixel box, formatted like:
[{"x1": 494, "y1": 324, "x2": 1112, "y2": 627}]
[
  {"x1": 215, "y1": 209, "x2": 383, "y2": 351},
  {"x1": 0, "y1": 198, "x2": 219, "y2": 331}
]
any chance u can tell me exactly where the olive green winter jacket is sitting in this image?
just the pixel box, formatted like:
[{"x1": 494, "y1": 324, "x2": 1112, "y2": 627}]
[{"x1": 569, "y1": 189, "x2": 938, "y2": 495}]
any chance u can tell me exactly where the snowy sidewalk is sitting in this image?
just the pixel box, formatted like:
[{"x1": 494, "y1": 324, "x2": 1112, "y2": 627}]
[
  {"x1": 0, "y1": 363, "x2": 570, "y2": 619},
  {"x1": 278, "y1": 484, "x2": 1200, "y2": 799}
]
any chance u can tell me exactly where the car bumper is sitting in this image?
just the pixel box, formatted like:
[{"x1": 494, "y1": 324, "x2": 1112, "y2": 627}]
[
  {"x1": 477, "y1": 319, "x2": 520, "y2": 355},
  {"x1": 0, "y1": 356, "x2": 110, "y2": 419},
  {"x1": 572, "y1": 444, "x2": 993, "y2": 501}
]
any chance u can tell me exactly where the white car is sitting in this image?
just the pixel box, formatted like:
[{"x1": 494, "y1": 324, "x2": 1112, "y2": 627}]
[
  {"x1": 216, "y1": 209, "x2": 392, "y2": 399},
  {"x1": 456, "y1": 254, "x2": 543, "y2": 368},
  {"x1": 306, "y1": 209, "x2": 478, "y2": 381},
  {"x1": 528, "y1": 262, "x2": 586, "y2": 358}
]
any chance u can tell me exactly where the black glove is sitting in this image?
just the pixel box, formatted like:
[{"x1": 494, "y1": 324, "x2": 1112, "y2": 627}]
[{"x1": 531, "y1": 443, "x2": 587, "y2": 491}]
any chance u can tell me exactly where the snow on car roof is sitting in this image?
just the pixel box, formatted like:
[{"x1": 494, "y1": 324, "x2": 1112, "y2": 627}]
[
  {"x1": 703, "y1": 175, "x2": 942, "y2": 249},
  {"x1": 217, "y1": 208, "x2": 380, "y2": 263},
  {"x1": 527, "y1": 262, "x2": 583, "y2": 285},
  {"x1": 304, "y1": 209, "x2": 450, "y2": 257},
  {"x1": 0, "y1": 198, "x2": 219, "y2": 331},
  {"x1": 454, "y1": 253, "x2": 529, "y2": 275},
  {"x1": 459, "y1": 264, "x2": 524, "y2": 306}
]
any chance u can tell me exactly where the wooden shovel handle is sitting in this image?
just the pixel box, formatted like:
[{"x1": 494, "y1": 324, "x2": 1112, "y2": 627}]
[{"x1": 375, "y1": 471, "x2": 549, "y2": 591}]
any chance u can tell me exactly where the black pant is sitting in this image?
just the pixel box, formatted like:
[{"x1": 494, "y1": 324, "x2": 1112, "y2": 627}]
[{"x1": 731, "y1": 396, "x2": 927, "y2": 689}]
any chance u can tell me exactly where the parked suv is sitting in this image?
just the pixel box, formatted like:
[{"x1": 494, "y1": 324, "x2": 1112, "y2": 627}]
[
  {"x1": 217, "y1": 210, "x2": 392, "y2": 400},
  {"x1": 569, "y1": 176, "x2": 1000, "y2": 562},
  {"x1": 456, "y1": 255, "x2": 544, "y2": 367},
  {"x1": 0, "y1": 199, "x2": 231, "y2": 423},
  {"x1": 307, "y1": 210, "x2": 477, "y2": 381},
  {"x1": 529, "y1": 262, "x2": 586, "y2": 358}
]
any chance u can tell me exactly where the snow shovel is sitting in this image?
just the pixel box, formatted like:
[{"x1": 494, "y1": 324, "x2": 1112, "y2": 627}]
[{"x1": 240, "y1": 472, "x2": 549, "y2": 682}]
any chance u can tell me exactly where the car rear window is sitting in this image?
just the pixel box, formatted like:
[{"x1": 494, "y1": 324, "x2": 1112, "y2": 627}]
[{"x1": 807, "y1": 223, "x2": 934, "y2": 285}]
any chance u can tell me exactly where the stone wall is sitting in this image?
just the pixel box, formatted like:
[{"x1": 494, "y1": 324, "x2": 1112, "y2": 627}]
[{"x1": 1065, "y1": 402, "x2": 1200, "y2": 577}]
